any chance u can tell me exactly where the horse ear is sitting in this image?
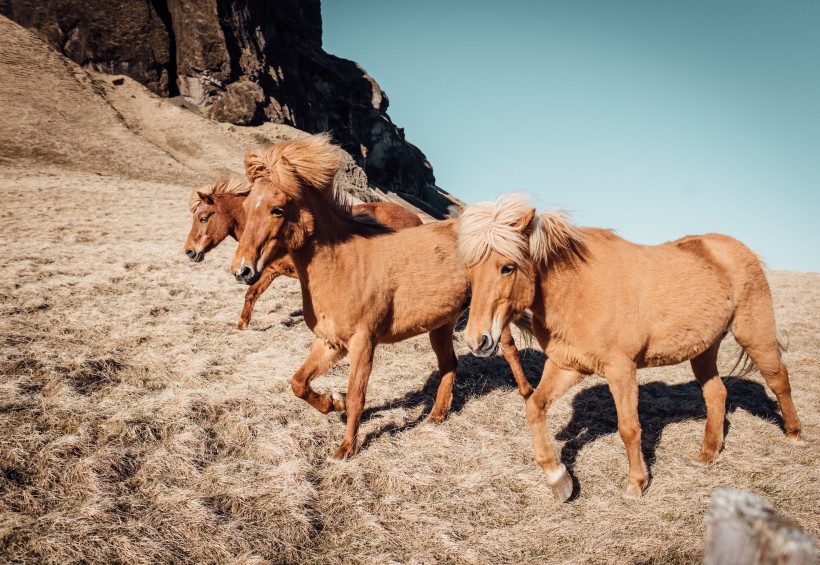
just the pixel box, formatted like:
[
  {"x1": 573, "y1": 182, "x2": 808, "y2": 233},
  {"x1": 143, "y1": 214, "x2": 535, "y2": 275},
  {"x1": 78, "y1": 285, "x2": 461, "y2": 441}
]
[
  {"x1": 513, "y1": 207, "x2": 536, "y2": 234},
  {"x1": 197, "y1": 191, "x2": 214, "y2": 205}
]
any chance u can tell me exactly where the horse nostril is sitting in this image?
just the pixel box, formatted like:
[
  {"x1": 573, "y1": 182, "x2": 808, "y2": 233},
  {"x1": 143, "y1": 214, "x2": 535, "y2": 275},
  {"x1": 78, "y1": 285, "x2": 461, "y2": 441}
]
[
  {"x1": 240, "y1": 266, "x2": 252, "y2": 279},
  {"x1": 479, "y1": 334, "x2": 491, "y2": 351},
  {"x1": 185, "y1": 249, "x2": 195, "y2": 259}
]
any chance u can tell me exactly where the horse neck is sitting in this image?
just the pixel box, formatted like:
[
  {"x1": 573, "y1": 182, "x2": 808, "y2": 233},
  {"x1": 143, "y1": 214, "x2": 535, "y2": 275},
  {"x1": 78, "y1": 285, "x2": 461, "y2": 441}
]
[
  {"x1": 288, "y1": 191, "x2": 367, "y2": 275},
  {"x1": 217, "y1": 194, "x2": 247, "y2": 240}
]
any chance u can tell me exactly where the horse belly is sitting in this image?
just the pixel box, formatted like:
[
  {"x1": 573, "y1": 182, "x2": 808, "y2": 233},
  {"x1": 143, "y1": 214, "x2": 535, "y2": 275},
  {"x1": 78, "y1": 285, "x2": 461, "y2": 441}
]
[{"x1": 641, "y1": 288, "x2": 733, "y2": 367}]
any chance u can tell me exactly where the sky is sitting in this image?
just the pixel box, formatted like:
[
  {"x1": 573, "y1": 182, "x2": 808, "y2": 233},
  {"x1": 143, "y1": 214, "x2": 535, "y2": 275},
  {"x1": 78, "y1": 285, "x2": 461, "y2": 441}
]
[{"x1": 321, "y1": 2, "x2": 820, "y2": 272}]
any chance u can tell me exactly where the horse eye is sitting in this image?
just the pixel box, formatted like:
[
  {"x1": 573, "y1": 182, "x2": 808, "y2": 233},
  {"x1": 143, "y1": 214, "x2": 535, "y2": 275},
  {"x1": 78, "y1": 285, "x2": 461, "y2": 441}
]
[
  {"x1": 500, "y1": 264, "x2": 515, "y2": 276},
  {"x1": 199, "y1": 215, "x2": 209, "y2": 223},
  {"x1": 271, "y1": 207, "x2": 284, "y2": 217}
]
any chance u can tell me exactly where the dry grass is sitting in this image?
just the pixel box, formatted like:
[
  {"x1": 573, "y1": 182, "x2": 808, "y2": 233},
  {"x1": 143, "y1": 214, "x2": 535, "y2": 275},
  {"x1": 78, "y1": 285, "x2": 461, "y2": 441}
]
[
  {"x1": 1, "y1": 165, "x2": 818, "y2": 564},
  {"x1": 1, "y1": 16, "x2": 818, "y2": 563}
]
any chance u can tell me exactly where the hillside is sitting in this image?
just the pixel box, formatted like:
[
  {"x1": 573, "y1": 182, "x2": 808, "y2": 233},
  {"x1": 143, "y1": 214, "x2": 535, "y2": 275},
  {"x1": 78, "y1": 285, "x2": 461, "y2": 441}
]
[{"x1": 1, "y1": 13, "x2": 819, "y2": 565}]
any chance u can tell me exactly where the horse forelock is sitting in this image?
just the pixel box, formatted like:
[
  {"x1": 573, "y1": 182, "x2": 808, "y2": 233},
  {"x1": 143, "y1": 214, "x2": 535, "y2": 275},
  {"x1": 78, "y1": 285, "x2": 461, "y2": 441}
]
[
  {"x1": 188, "y1": 178, "x2": 251, "y2": 213},
  {"x1": 244, "y1": 133, "x2": 343, "y2": 201},
  {"x1": 457, "y1": 193, "x2": 533, "y2": 267}
]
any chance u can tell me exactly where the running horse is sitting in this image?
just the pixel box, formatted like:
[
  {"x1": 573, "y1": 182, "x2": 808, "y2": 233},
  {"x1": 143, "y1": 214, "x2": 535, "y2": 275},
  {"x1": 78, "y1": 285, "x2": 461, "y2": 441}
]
[
  {"x1": 184, "y1": 178, "x2": 422, "y2": 328},
  {"x1": 457, "y1": 193, "x2": 802, "y2": 501},
  {"x1": 230, "y1": 134, "x2": 533, "y2": 459}
]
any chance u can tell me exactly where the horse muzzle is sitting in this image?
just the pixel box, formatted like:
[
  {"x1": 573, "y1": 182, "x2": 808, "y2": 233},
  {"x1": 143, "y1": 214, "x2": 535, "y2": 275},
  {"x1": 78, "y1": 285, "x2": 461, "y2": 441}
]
[
  {"x1": 235, "y1": 265, "x2": 260, "y2": 285},
  {"x1": 469, "y1": 332, "x2": 500, "y2": 358},
  {"x1": 185, "y1": 249, "x2": 205, "y2": 263}
]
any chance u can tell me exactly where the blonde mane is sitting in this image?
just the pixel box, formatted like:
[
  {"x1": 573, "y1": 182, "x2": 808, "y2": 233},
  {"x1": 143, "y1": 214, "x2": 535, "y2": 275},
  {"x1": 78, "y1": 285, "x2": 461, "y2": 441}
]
[
  {"x1": 244, "y1": 133, "x2": 344, "y2": 200},
  {"x1": 188, "y1": 178, "x2": 251, "y2": 213},
  {"x1": 457, "y1": 193, "x2": 585, "y2": 268}
]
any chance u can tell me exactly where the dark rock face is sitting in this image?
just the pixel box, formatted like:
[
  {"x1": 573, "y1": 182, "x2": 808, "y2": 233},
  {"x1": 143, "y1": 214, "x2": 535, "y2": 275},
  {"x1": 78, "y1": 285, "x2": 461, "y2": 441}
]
[{"x1": 1, "y1": 0, "x2": 456, "y2": 216}]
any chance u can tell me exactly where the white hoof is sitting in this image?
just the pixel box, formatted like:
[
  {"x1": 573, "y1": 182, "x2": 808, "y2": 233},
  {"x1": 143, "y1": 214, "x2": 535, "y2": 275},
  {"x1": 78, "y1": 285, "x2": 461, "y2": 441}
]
[
  {"x1": 623, "y1": 483, "x2": 645, "y2": 500},
  {"x1": 546, "y1": 464, "x2": 573, "y2": 503},
  {"x1": 331, "y1": 392, "x2": 346, "y2": 412}
]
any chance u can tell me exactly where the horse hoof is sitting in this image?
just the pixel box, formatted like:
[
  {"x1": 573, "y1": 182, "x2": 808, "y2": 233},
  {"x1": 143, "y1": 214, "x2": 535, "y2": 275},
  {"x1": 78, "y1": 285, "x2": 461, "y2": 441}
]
[
  {"x1": 331, "y1": 392, "x2": 346, "y2": 412},
  {"x1": 330, "y1": 445, "x2": 354, "y2": 461},
  {"x1": 426, "y1": 411, "x2": 446, "y2": 424},
  {"x1": 236, "y1": 320, "x2": 248, "y2": 330},
  {"x1": 693, "y1": 452, "x2": 717, "y2": 466},
  {"x1": 623, "y1": 484, "x2": 644, "y2": 500},
  {"x1": 546, "y1": 464, "x2": 573, "y2": 503},
  {"x1": 787, "y1": 432, "x2": 805, "y2": 446}
]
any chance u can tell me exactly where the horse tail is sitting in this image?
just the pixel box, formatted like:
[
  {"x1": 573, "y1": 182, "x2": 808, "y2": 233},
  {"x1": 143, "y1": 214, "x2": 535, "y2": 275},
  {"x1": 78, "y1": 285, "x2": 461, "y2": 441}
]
[
  {"x1": 511, "y1": 309, "x2": 535, "y2": 349},
  {"x1": 728, "y1": 345, "x2": 756, "y2": 378},
  {"x1": 727, "y1": 330, "x2": 788, "y2": 378}
]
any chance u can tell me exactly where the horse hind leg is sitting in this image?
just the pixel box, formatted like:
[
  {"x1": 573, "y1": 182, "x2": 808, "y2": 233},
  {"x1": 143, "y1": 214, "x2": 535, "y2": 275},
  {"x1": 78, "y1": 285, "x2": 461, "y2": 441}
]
[
  {"x1": 732, "y1": 291, "x2": 802, "y2": 442},
  {"x1": 690, "y1": 340, "x2": 727, "y2": 464},
  {"x1": 427, "y1": 319, "x2": 459, "y2": 423}
]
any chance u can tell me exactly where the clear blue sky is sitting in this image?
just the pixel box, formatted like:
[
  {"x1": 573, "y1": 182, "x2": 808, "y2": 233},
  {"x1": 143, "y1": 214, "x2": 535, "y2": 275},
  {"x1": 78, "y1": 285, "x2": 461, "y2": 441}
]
[{"x1": 322, "y1": 2, "x2": 820, "y2": 272}]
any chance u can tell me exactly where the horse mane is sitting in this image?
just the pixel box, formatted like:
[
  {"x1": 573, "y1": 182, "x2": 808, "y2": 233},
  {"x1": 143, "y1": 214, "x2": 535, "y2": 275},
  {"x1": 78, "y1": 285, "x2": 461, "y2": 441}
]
[
  {"x1": 245, "y1": 133, "x2": 391, "y2": 234},
  {"x1": 244, "y1": 133, "x2": 342, "y2": 198},
  {"x1": 457, "y1": 193, "x2": 586, "y2": 268},
  {"x1": 188, "y1": 178, "x2": 251, "y2": 213}
]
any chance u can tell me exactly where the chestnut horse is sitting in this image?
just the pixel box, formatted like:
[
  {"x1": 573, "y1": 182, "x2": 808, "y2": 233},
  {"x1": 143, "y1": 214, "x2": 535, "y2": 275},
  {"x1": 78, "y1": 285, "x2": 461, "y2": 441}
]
[
  {"x1": 458, "y1": 193, "x2": 802, "y2": 501},
  {"x1": 230, "y1": 134, "x2": 532, "y2": 459},
  {"x1": 184, "y1": 178, "x2": 423, "y2": 329}
]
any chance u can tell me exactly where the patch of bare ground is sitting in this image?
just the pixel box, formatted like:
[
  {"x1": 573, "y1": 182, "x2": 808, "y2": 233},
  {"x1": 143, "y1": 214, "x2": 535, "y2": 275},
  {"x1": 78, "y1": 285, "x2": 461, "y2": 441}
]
[{"x1": 1, "y1": 166, "x2": 818, "y2": 564}]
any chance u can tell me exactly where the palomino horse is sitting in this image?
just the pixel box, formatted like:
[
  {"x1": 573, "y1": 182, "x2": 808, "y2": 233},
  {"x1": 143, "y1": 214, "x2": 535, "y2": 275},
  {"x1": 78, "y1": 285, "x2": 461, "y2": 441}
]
[
  {"x1": 457, "y1": 193, "x2": 802, "y2": 501},
  {"x1": 230, "y1": 134, "x2": 533, "y2": 459},
  {"x1": 184, "y1": 178, "x2": 422, "y2": 329}
]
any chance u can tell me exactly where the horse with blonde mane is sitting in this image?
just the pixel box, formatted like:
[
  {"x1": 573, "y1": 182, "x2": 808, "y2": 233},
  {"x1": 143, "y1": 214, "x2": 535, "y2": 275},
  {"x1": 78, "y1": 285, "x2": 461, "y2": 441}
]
[
  {"x1": 184, "y1": 177, "x2": 422, "y2": 329},
  {"x1": 458, "y1": 193, "x2": 802, "y2": 501},
  {"x1": 230, "y1": 134, "x2": 533, "y2": 459}
]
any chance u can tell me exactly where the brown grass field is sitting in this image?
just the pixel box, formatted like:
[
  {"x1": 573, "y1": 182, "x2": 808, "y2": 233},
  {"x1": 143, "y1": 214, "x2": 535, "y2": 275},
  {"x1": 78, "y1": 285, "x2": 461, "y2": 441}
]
[
  {"x1": 1, "y1": 17, "x2": 819, "y2": 563},
  {"x1": 1, "y1": 164, "x2": 819, "y2": 564}
]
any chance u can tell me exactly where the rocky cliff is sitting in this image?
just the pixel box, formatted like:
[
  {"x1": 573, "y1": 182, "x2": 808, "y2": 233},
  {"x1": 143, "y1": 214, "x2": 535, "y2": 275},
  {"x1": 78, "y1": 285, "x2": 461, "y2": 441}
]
[{"x1": 0, "y1": 0, "x2": 456, "y2": 216}]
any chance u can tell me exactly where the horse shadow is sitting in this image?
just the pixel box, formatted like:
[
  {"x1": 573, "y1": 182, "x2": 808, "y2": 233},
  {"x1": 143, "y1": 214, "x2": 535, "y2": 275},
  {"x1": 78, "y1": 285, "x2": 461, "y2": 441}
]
[
  {"x1": 358, "y1": 348, "x2": 547, "y2": 450},
  {"x1": 359, "y1": 350, "x2": 785, "y2": 494}
]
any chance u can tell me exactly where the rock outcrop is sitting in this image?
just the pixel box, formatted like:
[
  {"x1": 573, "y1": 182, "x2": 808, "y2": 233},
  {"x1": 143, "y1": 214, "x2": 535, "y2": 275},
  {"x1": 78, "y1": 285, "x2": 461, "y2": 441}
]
[{"x1": 0, "y1": 0, "x2": 458, "y2": 216}]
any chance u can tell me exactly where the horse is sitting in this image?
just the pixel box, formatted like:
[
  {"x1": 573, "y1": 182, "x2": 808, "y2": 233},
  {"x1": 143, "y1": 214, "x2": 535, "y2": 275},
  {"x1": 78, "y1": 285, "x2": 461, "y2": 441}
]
[
  {"x1": 229, "y1": 134, "x2": 533, "y2": 459},
  {"x1": 457, "y1": 193, "x2": 802, "y2": 501},
  {"x1": 184, "y1": 178, "x2": 423, "y2": 329}
]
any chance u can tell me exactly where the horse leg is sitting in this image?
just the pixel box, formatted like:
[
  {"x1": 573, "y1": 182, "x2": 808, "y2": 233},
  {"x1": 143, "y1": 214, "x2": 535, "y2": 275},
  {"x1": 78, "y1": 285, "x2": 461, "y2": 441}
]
[
  {"x1": 733, "y1": 293, "x2": 802, "y2": 442},
  {"x1": 237, "y1": 266, "x2": 279, "y2": 330},
  {"x1": 526, "y1": 359, "x2": 581, "y2": 502},
  {"x1": 500, "y1": 325, "x2": 532, "y2": 399},
  {"x1": 427, "y1": 319, "x2": 459, "y2": 423},
  {"x1": 605, "y1": 362, "x2": 648, "y2": 499},
  {"x1": 690, "y1": 340, "x2": 727, "y2": 464},
  {"x1": 331, "y1": 333, "x2": 375, "y2": 460},
  {"x1": 290, "y1": 338, "x2": 346, "y2": 414}
]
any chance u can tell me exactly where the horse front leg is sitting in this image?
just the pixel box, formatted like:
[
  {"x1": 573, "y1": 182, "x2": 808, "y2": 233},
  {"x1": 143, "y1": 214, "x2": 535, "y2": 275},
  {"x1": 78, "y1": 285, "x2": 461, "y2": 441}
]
[
  {"x1": 237, "y1": 257, "x2": 298, "y2": 329},
  {"x1": 527, "y1": 359, "x2": 581, "y2": 502},
  {"x1": 500, "y1": 325, "x2": 532, "y2": 399},
  {"x1": 427, "y1": 319, "x2": 459, "y2": 422},
  {"x1": 290, "y1": 338, "x2": 346, "y2": 414},
  {"x1": 605, "y1": 361, "x2": 649, "y2": 499},
  {"x1": 331, "y1": 332, "x2": 376, "y2": 460}
]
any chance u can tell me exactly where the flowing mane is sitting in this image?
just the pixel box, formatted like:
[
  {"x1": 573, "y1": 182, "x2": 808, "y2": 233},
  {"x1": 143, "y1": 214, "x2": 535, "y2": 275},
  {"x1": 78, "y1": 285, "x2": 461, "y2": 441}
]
[
  {"x1": 244, "y1": 133, "x2": 390, "y2": 231},
  {"x1": 457, "y1": 193, "x2": 586, "y2": 268},
  {"x1": 188, "y1": 178, "x2": 251, "y2": 213},
  {"x1": 244, "y1": 133, "x2": 342, "y2": 199}
]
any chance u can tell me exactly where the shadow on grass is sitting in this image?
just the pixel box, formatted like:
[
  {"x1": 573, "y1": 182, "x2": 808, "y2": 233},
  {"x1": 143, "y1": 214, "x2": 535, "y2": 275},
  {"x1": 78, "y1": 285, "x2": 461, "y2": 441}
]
[
  {"x1": 358, "y1": 348, "x2": 546, "y2": 451},
  {"x1": 556, "y1": 377, "x2": 784, "y2": 497},
  {"x1": 359, "y1": 349, "x2": 786, "y2": 498}
]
